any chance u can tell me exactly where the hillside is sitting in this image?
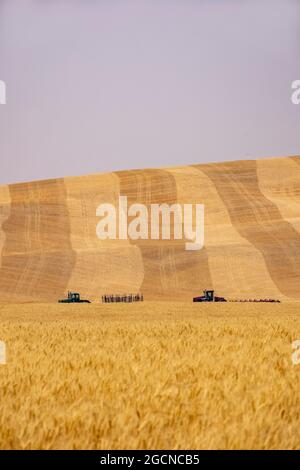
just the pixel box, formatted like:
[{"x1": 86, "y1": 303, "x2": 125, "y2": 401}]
[{"x1": 0, "y1": 156, "x2": 300, "y2": 302}]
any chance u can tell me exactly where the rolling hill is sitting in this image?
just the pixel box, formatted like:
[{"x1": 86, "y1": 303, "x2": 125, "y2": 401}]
[{"x1": 0, "y1": 156, "x2": 300, "y2": 302}]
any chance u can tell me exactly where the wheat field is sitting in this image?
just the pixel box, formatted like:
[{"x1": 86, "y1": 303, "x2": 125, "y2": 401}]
[{"x1": 0, "y1": 302, "x2": 300, "y2": 450}]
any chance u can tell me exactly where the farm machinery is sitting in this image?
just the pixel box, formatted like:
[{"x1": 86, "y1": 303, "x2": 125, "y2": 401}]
[
  {"x1": 193, "y1": 289, "x2": 280, "y2": 303},
  {"x1": 193, "y1": 290, "x2": 227, "y2": 302},
  {"x1": 58, "y1": 292, "x2": 91, "y2": 303}
]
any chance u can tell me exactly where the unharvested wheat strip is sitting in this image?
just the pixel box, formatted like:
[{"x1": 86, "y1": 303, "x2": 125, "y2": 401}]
[
  {"x1": 171, "y1": 165, "x2": 282, "y2": 301},
  {"x1": 116, "y1": 169, "x2": 174, "y2": 299},
  {"x1": 64, "y1": 173, "x2": 144, "y2": 301},
  {"x1": 0, "y1": 185, "x2": 10, "y2": 272},
  {"x1": 257, "y1": 157, "x2": 300, "y2": 234},
  {"x1": 289, "y1": 156, "x2": 300, "y2": 168}
]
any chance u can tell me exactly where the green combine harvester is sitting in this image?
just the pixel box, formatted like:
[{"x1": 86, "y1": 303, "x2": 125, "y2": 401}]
[{"x1": 58, "y1": 292, "x2": 91, "y2": 303}]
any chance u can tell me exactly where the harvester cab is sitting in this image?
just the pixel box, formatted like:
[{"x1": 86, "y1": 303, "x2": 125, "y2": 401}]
[
  {"x1": 204, "y1": 290, "x2": 214, "y2": 301},
  {"x1": 69, "y1": 292, "x2": 80, "y2": 301}
]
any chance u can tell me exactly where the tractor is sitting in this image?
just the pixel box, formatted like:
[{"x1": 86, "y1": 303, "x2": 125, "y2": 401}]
[
  {"x1": 193, "y1": 289, "x2": 227, "y2": 302},
  {"x1": 58, "y1": 292, "x2": 91, "y2": 303}
]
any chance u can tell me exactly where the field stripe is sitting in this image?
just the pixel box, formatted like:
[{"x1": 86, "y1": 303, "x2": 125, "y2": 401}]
[
  {"x1": 256, "y1": 157, "x2": 300, "y2": 235},
  {"x1": 0, "y1": 185, "x2": 11, "y2": 271},
  {"x1": 0, "y1": 179, "x2": 76, "y2": 302},
  {"x1": 289, "y1": 156, "x2": 300, "y2": 167},
  {"x1": 197, "y1": 160, "x2": 300, "y2": 299},
  {"x1": 168, "y1": 166, "x2": 281, "y2": 300},
  {"x1": 116, "y1": 169, "x2": 212, "y2": 300},
  {"x1": 63, "y1": 173, "x2": 144, "y2": 300}
]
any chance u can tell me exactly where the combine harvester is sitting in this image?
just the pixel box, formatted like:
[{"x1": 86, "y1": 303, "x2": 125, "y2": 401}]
[
  {"x1": 58, "y1": 292, "x2": 91, "y2": 303},
  {"x1": 193, "y1": 289, "x2": 280, "y2": 303}
]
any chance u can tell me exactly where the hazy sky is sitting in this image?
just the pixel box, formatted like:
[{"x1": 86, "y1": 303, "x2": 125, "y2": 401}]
[{"x1": 0, "y1": 0, "x2": 299, "y2": 184}]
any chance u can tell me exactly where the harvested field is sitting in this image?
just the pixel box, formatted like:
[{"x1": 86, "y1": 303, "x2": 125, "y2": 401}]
[
  {"x1": 1, "y1": 302, "x2": 300, "y2": 450},
  {"x1": 1, "y1": 156, "x2": 300, "y2": 303}
]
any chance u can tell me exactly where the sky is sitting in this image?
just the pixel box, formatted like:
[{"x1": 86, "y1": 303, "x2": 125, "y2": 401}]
[{"x1": 0, "y1": 0, "x2": 299, "y2": 184}]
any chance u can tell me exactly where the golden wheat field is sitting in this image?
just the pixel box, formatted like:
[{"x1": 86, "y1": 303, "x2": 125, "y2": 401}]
[{"x1": 1, "y1": 301, "x2": 300, "y2": 450}]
